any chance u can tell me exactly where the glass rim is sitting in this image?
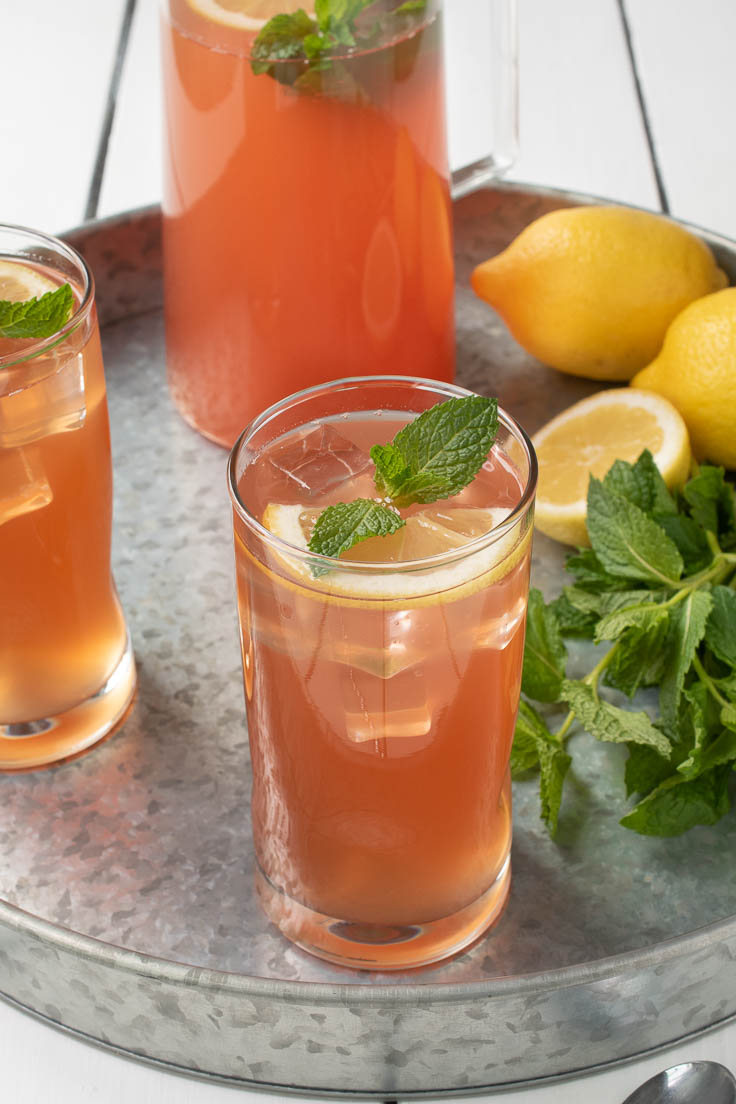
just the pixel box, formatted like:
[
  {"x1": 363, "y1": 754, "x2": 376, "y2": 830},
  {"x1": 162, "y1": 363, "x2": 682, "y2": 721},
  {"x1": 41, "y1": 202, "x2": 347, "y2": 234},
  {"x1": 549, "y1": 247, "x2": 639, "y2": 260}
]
[
  {"x1": 0, "y1": 222, "x2": 95, "y2": 369},
  {"x1": 227, "y1": 375, "x2": 538, "y2": 575}
]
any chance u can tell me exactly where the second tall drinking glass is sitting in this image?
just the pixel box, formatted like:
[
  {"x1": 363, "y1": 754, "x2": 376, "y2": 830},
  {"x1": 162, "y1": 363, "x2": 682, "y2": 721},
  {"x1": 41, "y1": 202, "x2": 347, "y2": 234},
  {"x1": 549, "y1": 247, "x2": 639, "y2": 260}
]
[{"x1": 161, "y1": 0, "x2": 456, "y2": 446}]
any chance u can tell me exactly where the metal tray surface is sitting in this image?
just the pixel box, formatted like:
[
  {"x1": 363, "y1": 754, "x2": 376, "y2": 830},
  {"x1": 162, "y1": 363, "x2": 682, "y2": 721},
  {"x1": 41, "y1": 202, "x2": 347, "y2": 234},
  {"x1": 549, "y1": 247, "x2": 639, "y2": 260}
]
[{"x1": 2, "y1": 184, "x2": 736, "y2": 1097}]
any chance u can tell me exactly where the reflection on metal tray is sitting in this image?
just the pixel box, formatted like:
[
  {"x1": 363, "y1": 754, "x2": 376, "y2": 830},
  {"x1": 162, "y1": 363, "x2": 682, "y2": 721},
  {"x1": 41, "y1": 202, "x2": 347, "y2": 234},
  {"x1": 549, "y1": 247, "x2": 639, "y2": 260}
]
[{"x1": 2, "y1": 184, "x2": 736, "y2": 1098}]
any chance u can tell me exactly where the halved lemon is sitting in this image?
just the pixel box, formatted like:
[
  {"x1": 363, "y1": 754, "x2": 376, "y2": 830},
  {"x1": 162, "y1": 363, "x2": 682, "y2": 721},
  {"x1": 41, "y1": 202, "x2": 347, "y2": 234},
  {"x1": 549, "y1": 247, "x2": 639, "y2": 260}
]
[
  {"x1": 186, "y1": 0, "x2": 313, "y2": 31},
  {"x1": 532, "y1": 388, "x2": 692, "y2": 547},
  {"x1": 261, "y1": 502, "x2": 528, "y2": 603},
  {"x1": 0, "y1": 261, "x2": 58, "y2": 303}
]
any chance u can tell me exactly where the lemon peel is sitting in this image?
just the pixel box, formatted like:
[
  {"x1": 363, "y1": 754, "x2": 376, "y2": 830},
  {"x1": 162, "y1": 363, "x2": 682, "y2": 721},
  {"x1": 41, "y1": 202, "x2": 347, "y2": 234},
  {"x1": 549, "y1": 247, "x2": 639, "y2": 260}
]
[
  {"x1": 631, "y1": 286, "x2": 736, "y2": 469},
  {"x1": 471, "y1": 205, "x2": 728, "y2": 381},
  {"x1": 259, "y1": 502, "x2": 530, "y2": 606},
  {"x1": 0, "y1": 261, "x2": 58, "y2": 303},
  {"x1": 185, "y1": 0, "x2": 313, "y2": 31}
]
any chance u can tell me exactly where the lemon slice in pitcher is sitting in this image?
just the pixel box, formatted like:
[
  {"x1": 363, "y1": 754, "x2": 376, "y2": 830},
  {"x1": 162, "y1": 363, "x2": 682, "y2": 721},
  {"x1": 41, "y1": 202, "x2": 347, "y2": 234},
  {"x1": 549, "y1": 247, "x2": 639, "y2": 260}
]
[
  {"x1": 261, "y1": 503, "x2": 528, "y2": 603},
  {"x1": 186, "y1": 0, "x2": 313, "y2": 31}
]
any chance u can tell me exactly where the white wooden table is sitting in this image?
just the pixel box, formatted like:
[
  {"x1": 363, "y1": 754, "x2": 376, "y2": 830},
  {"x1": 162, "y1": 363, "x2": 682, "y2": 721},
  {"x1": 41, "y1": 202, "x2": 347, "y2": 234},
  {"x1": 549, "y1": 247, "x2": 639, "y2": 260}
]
[{"x1": 2, "y1": 1, "x2": 736, "y2": 1101}]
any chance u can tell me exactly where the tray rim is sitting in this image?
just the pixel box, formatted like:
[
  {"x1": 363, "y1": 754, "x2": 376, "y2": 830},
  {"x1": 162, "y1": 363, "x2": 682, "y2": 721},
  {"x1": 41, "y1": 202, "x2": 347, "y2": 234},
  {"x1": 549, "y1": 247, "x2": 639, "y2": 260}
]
[
  {"x1": 4, "y1": 179, "x2": 736, "y2": 1008},
  {"x1": 2, "y1": 891, "x2": 736, "y2": 1003}
]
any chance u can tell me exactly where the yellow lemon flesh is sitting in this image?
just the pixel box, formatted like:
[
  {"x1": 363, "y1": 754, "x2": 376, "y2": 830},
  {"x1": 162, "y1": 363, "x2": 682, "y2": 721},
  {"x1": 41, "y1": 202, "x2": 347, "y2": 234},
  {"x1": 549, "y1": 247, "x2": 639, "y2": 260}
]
[
  {"x1": 532, "y1": 388, "x2": 691, "y2": 547},
  {"x1": 471, "y1": 205, "x2": 727, "y2": 381},
  {"x1": 632, "y1": 286, "x2": 736, "y2": 470},
  {"x1": 261, "y1": 502, "x2": 527, "y2": 603},
  {"x1": 0, "y1": 261, "x2": 58, "y2": 303},
  {"x1": 186, "y1": 0, "x2": 313, "y2": 29}
]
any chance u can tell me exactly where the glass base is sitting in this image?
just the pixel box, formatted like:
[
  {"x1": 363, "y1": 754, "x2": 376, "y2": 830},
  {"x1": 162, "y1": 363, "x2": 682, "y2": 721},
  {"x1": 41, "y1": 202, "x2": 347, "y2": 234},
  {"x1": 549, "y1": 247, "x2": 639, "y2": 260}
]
[
  {"x1": 0, "y1": 632, "x2": 137, "y2": 771},
  {"x1": 256, "y1": 855, "x2": 511, "y2": 972}
]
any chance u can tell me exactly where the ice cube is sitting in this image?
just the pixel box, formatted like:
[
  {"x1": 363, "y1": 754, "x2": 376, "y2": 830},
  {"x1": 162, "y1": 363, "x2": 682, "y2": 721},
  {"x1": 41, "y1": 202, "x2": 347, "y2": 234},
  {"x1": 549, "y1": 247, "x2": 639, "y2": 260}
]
[
  {"x1": 265, "y1": 423, "x2": 373, "y2": 501},
  {"x1": 332, "y1": 609, "x2": 420, "y2": 680},
  {"x1": 0, "y1": 352, "x2": 86, "y2": 448},
  {"x1": 0, "y1": 446, "x2": 53, "y2": 526},
  {"x1": 474, "y1": 594, "x2": 527, "y2": 651},
  {"x1": 339, "y1": 664, "x2": 432, "y2": 754}
]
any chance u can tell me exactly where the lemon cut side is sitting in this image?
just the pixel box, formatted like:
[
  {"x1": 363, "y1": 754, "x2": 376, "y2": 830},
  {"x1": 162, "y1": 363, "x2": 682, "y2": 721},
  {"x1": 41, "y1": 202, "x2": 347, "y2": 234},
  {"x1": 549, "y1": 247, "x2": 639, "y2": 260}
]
[
  {"x1": 186, "y1": 0, "x2": 313, "y2": 30},
  {"x1": 261, "y1": 503, "x2": 528, "y2": 603},
  {"x1": 532, "y1": 388, "x2": 691, "y2": 548},
  {"x1": 0, "y1": 261, "x2": 58, "y2": 303}
]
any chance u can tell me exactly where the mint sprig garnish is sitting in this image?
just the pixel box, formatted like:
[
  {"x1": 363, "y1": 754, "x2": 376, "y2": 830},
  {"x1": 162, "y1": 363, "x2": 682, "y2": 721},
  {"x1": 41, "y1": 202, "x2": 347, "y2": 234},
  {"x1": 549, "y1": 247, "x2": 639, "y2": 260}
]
[
  {"x1": 371, "y1": 395, "x2": 499, "y2": 508},
  {"x1": 307, "y1": 394, "x2": 499, "y2": 560},
  {"x1": 514, "y1": 449, "x2": 736, "y2": 839},
  {"x1": 251, "y1": 0, "x2": 427, "y2": 88},
  {"x1": 0, "y1": 283, "x2": 74, "y2": 340}
]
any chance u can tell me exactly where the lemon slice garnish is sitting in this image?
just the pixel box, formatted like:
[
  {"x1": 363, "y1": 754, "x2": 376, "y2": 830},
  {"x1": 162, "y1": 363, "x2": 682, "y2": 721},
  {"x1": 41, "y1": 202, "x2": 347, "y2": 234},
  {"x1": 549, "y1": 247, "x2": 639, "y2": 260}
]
[
  {"x1": 532, "y1": 388, "x2": 692, "y2": 547},
  {"x1": 185, "y1": 0, "x2": 313, "y2": 31},
  {"x1": 0, "y1": 261, "x2": 59, "y2": 303},
  {"x1": 260, "y1": 502, "x2": 528, "y2": 604}
]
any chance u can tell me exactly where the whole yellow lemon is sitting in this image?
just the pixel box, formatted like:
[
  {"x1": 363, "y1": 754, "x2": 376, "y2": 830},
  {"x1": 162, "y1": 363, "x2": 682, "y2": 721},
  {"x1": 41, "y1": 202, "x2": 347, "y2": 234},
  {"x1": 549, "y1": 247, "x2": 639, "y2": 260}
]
[
  {"x1": 631, "y1": 286, "x2": 736, "y2": 469},
  {"x1": 471, "y1": 205, "x2": 727, "y2": 380}
]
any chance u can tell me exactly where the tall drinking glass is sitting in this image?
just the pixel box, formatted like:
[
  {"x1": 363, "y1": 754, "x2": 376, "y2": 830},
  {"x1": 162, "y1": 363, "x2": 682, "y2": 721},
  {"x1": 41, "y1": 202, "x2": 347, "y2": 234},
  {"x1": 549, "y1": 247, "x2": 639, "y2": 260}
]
[
  {"x1": 0, "y1": 225, "x2": 136, "y2": 770},
  {"x1": 228, "y1": 376, "x2": 536, "y2": 970},
  {"x1": 161, "y1": 0, "x2": 456, "y2": 447}
]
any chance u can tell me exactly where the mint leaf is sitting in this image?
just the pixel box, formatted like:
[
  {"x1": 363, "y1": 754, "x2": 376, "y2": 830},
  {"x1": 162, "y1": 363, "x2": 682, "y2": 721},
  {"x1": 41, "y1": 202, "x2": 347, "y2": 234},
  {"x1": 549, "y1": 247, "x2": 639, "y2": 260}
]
[
  {"x1": 683, "y1": 465, "x2": 736, "y2": 538},
  {"x1": 586, "y1": 478, "x2": 684, "y2": 585},
  {"x1": 521, "y1": 588, "x2": 567, "y2": 702},
  {"x1": 705, "y1": 585, "x2": 736, "y2": 667},
  {"x1": 594, "y1": 601, "x2": 668, "y2": 644},
  {"x1": 597, "y1": 588, "x2": 663, "y2": 615},
  {"x1": 603, "y1": 618, "x2": 670, "y2": 698},
  {"x1": 659, "y1": 589, "x2": 713, "y2": 726},
  {"x1": 620, "y1": 766, "x2": 731, "y2": 836},
  {"x1": 565, "y1": 548, "x2": 631, "y2": 592},
  {"x1": 511, "y1": 699, "x2": 552, "y2": 774},
  {"x1": 250, "y1": 10, "x2": 316, "y2": 76},
  {"x1": 251, "y1": 0, "x2": 426, "y2": 90},
  {"x1": 560, "y1": 679, "x2": 671, "y2": 756},
  {"x1": 603, "y1": 450, "x2": 677, "y2": 517},
  {"x1": 0, "y1": 283, "x2": 74, "y2": 340},
  {"x1": 549, "y1": 590, "x2": 597, "y2": 638},
  {"x1": 371, "y1": 442, "x2": 411, "y2": 498},
  {"x1": 511, "y1": 701, "x2": 570, "y2": 835},
  {"x1": 538, "y1": 741, "x2": 572, "y2": 837},
  {"x1": 624, "y1": 743, "x2": 675, "y2": 798},
  {"x1": 678, "y1": 728, "x2": 736, "y2": 780},
  {"x1": 371, "y1": 395, "x2": 498, "y2": 508},
  {"x1": 655, "y1": 514, "x2": 713, "y2": 574},
  {"x1": 308, "y1": 499, "x2": 404, "y2": 559}
]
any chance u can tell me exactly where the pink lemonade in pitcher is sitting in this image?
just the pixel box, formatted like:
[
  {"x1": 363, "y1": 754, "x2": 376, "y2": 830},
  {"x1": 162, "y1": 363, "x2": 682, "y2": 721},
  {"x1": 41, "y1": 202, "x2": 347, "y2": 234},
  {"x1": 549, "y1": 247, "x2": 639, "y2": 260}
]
[
  {"x1": 161, "y1": 0, "x2": 455, "y2": 446},
  {"x1": 229, "y1": 380, "x2": 535, "y2": 968}
]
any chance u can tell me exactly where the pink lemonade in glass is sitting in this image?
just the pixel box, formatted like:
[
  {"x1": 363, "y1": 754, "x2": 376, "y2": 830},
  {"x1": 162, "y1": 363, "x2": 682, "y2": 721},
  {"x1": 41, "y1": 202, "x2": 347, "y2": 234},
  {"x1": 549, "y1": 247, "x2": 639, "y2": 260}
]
[
  {"x1": 229, "y1": 378, "x2": 536, "y2": 969},
  {"x1": 0, "y1": 228, "x2": 136, "y2": 770},
  {"x1": 161, "y1": 0, "x2": 455, "y2": 447}
]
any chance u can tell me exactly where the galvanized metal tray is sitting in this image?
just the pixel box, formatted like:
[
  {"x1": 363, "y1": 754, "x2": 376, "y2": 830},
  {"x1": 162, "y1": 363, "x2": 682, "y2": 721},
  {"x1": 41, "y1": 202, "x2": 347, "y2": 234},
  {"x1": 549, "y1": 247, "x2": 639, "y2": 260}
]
[{"x1": 2, "y1": 184, "x2": 736, "y2": 1098}]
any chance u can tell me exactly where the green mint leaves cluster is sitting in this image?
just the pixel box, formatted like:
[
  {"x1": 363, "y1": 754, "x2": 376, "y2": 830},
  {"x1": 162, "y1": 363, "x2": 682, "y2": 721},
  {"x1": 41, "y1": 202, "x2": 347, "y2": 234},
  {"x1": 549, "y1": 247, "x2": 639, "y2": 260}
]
[
  {"x1": 251, "y1": 0, "x2": 426, "y2": 88},
  {"x1": 308, "y1": 395, "x2": 499, "y2": 560},
  {"x1": 516, "y1": 449, "x2": 736, "y2": 839},
  {"x1": 0, "y1": 284, "x2": 73, "y2": 341}
]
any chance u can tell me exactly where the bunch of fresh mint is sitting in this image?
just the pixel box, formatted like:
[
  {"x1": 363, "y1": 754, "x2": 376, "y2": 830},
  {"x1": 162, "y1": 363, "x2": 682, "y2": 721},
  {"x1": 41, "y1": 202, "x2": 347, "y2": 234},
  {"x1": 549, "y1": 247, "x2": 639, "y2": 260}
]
[
  {"x1": 308, "y1": 394, "x2": 498, "y2": 559},
  {"x1": 251, "y1": 0, "x2": 426, "y2": 88},
  {"x1": 0, "y1": 284, "x2": 73, "y2": 340},
  {"x1": 515, "y1": 449, "x2": 736, "y2": 839}
]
